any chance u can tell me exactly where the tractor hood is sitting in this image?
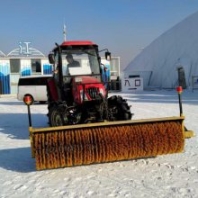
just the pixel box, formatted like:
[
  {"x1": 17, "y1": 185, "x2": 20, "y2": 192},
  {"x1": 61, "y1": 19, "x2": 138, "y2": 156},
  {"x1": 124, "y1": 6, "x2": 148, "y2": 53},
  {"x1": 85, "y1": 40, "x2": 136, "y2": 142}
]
[
  {"x1": 73, "y1": 76, "x2": 101, "y2": 84},
  {"x1": 72, "y1": 76, "x2": 107, "y2": 104}
]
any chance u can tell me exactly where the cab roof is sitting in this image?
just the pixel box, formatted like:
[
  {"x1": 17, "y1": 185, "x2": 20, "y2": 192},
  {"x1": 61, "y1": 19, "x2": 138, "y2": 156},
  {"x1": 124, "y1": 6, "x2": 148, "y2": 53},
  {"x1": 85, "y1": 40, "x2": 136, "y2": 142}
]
[
  {"x1": 61, "y1": 40, "x2": 97, "y2": 46},
  {"x1": 52, "y1": 40, "x2": 98, "y2": 52}
]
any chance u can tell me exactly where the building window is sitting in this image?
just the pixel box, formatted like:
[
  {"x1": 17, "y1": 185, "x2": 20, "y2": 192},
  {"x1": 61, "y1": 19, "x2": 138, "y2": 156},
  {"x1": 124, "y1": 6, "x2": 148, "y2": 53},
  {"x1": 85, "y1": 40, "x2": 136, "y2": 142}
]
[
  {"x1": 31, "y1": 59, "x2": 41, "y2": 74},
  {"x1": 10, "y1": 59, "x2": 20, "y2": 73}
]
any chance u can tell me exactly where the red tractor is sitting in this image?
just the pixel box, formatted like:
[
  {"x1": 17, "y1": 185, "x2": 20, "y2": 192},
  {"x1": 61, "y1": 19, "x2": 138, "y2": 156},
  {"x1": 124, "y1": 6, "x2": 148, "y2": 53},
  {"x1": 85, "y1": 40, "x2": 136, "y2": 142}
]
[{"x1": 47, "y1": 40, "x2": 132, "y2": 126}]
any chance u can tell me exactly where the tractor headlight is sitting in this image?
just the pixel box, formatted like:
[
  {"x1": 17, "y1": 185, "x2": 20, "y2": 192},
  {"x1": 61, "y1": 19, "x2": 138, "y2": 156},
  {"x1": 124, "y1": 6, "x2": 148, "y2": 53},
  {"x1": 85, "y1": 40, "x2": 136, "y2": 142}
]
[
  {"x1": 99, "y1": 88, "x2": 105, "y2": 96},
  {"x1": 80, "y1": 90, "x2": 88, "y2": 101}
]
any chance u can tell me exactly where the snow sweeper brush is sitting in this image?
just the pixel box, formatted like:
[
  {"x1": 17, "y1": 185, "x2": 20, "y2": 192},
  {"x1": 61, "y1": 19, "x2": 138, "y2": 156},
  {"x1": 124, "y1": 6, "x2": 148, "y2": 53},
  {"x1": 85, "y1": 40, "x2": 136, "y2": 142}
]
[{"x1": 24, "y1": 86, "x2": 194, "y2": 170}]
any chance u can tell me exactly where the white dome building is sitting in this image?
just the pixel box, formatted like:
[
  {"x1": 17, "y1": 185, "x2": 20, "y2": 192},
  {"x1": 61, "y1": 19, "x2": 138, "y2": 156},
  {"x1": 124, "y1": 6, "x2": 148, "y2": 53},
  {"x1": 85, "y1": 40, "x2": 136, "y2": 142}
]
[{"x1": 124, "y1": 11, "x2": 198, "y2": 90}]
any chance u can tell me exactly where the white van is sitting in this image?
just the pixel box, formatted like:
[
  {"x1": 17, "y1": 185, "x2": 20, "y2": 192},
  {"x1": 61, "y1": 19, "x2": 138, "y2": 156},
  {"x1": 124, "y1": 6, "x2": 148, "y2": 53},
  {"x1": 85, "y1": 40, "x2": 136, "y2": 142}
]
[{"x1": 17, "y1": 75, "x2": 52, "y2": 103}]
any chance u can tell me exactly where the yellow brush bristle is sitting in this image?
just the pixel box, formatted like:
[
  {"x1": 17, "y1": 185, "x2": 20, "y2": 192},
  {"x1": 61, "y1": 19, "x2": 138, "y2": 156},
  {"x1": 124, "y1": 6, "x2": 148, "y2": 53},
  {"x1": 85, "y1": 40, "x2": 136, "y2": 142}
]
[{"x1": 32, "y1": 120, "x2": 184, "y2": 170}]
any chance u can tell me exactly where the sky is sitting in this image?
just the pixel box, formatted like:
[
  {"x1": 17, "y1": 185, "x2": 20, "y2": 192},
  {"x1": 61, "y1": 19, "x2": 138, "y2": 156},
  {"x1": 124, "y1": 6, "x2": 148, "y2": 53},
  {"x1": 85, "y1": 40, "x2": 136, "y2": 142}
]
[{"x1": 1, "y1": 0, "x2": 198, "y2": 68}]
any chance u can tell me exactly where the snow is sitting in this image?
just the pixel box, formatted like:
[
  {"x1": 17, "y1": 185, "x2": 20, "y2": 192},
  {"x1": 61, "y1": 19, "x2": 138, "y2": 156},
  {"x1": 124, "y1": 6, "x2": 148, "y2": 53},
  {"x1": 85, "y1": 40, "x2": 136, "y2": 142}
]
[{"x1": 0, "y1": 89, "x2": 198, "y2": 198}]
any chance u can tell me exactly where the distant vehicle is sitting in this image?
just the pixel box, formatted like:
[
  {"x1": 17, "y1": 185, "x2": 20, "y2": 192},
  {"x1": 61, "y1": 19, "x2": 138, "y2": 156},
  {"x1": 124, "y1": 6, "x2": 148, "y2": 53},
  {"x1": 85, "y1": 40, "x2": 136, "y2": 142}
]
[{"x1": 17, "y1": 75, "x2": 52, "y2": 104}]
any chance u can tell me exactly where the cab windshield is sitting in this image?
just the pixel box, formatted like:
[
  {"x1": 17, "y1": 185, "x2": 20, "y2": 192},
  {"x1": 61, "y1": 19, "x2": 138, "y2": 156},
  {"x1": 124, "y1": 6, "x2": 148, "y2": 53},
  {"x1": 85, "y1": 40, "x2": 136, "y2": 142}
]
[{"x1": 61, "y1": 49, "x2": 100, "y2": 76}]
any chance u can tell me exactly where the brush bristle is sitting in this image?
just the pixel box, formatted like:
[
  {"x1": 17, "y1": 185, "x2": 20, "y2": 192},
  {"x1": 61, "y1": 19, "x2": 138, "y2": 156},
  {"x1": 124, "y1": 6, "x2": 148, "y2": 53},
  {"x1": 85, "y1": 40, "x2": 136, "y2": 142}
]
[{"x1": 33, "y1": 121, "x2": 184, "y2": 170}]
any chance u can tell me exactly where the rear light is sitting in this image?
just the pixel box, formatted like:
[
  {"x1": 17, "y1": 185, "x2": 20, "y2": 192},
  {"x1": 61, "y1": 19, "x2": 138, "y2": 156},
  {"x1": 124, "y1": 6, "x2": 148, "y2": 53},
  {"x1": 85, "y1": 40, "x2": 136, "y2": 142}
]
[
  {"x1": 23, "y1": 95, "x2": 33, "y2": 105},
  {"x1": 23, "y1": 94, "x2": 33, "y2": 127},
  {"x1": 176, "y1": 86, "x2": 183, "y2": 94}
]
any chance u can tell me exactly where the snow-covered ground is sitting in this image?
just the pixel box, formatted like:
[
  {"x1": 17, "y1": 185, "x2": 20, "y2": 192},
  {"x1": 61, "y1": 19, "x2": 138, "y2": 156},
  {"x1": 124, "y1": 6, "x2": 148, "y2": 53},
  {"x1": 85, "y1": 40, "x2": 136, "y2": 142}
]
[{"x1": 0, "y1": 89, "x2": 198, "y2": 198}]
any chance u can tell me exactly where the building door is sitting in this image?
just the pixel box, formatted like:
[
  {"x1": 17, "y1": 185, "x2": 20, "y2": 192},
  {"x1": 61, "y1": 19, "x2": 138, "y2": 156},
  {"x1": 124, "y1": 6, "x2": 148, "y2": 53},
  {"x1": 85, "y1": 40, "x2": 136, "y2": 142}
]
[{"x1": 10, "y1": 59, "x2": 21, "y2": 94}]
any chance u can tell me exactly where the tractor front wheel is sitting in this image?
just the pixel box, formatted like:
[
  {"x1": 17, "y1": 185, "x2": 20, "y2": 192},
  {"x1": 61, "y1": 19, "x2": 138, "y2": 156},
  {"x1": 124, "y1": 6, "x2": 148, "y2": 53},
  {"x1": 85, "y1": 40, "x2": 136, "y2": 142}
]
[{"x1": 49, "y1": 107, "x2": 64, "y2": 126}]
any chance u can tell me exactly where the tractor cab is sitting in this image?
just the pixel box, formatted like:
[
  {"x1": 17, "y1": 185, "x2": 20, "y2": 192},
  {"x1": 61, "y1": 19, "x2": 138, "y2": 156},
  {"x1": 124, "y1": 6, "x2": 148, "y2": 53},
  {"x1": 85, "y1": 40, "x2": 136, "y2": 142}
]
[
  {"x1": 48, "y1": 41, "x2": 111, "y2": 106},
  {"x1": 48, "y1": 41, "x2": 109, "y2": 85}
]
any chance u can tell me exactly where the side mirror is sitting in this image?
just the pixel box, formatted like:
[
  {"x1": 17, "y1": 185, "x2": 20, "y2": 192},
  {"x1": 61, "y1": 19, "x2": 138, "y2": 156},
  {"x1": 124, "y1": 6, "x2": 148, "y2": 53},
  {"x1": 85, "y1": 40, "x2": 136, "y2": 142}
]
[
  {"x1": 105, "y1": 51, "x2": 111, "y2": 61},
  {"x1": 48, "y1": 53, "x2": 55, "y2": 64}
]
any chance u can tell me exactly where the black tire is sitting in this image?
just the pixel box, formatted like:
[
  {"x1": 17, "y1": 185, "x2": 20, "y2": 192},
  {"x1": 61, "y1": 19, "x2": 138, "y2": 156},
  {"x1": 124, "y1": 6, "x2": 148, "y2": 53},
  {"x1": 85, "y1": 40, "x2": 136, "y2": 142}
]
[
  {"x1": 108, "y1": 95, "x2": 132, "y2": 121},
  {"x1": 48, "y1": 106, "x2": 64, "y2": 126}
]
